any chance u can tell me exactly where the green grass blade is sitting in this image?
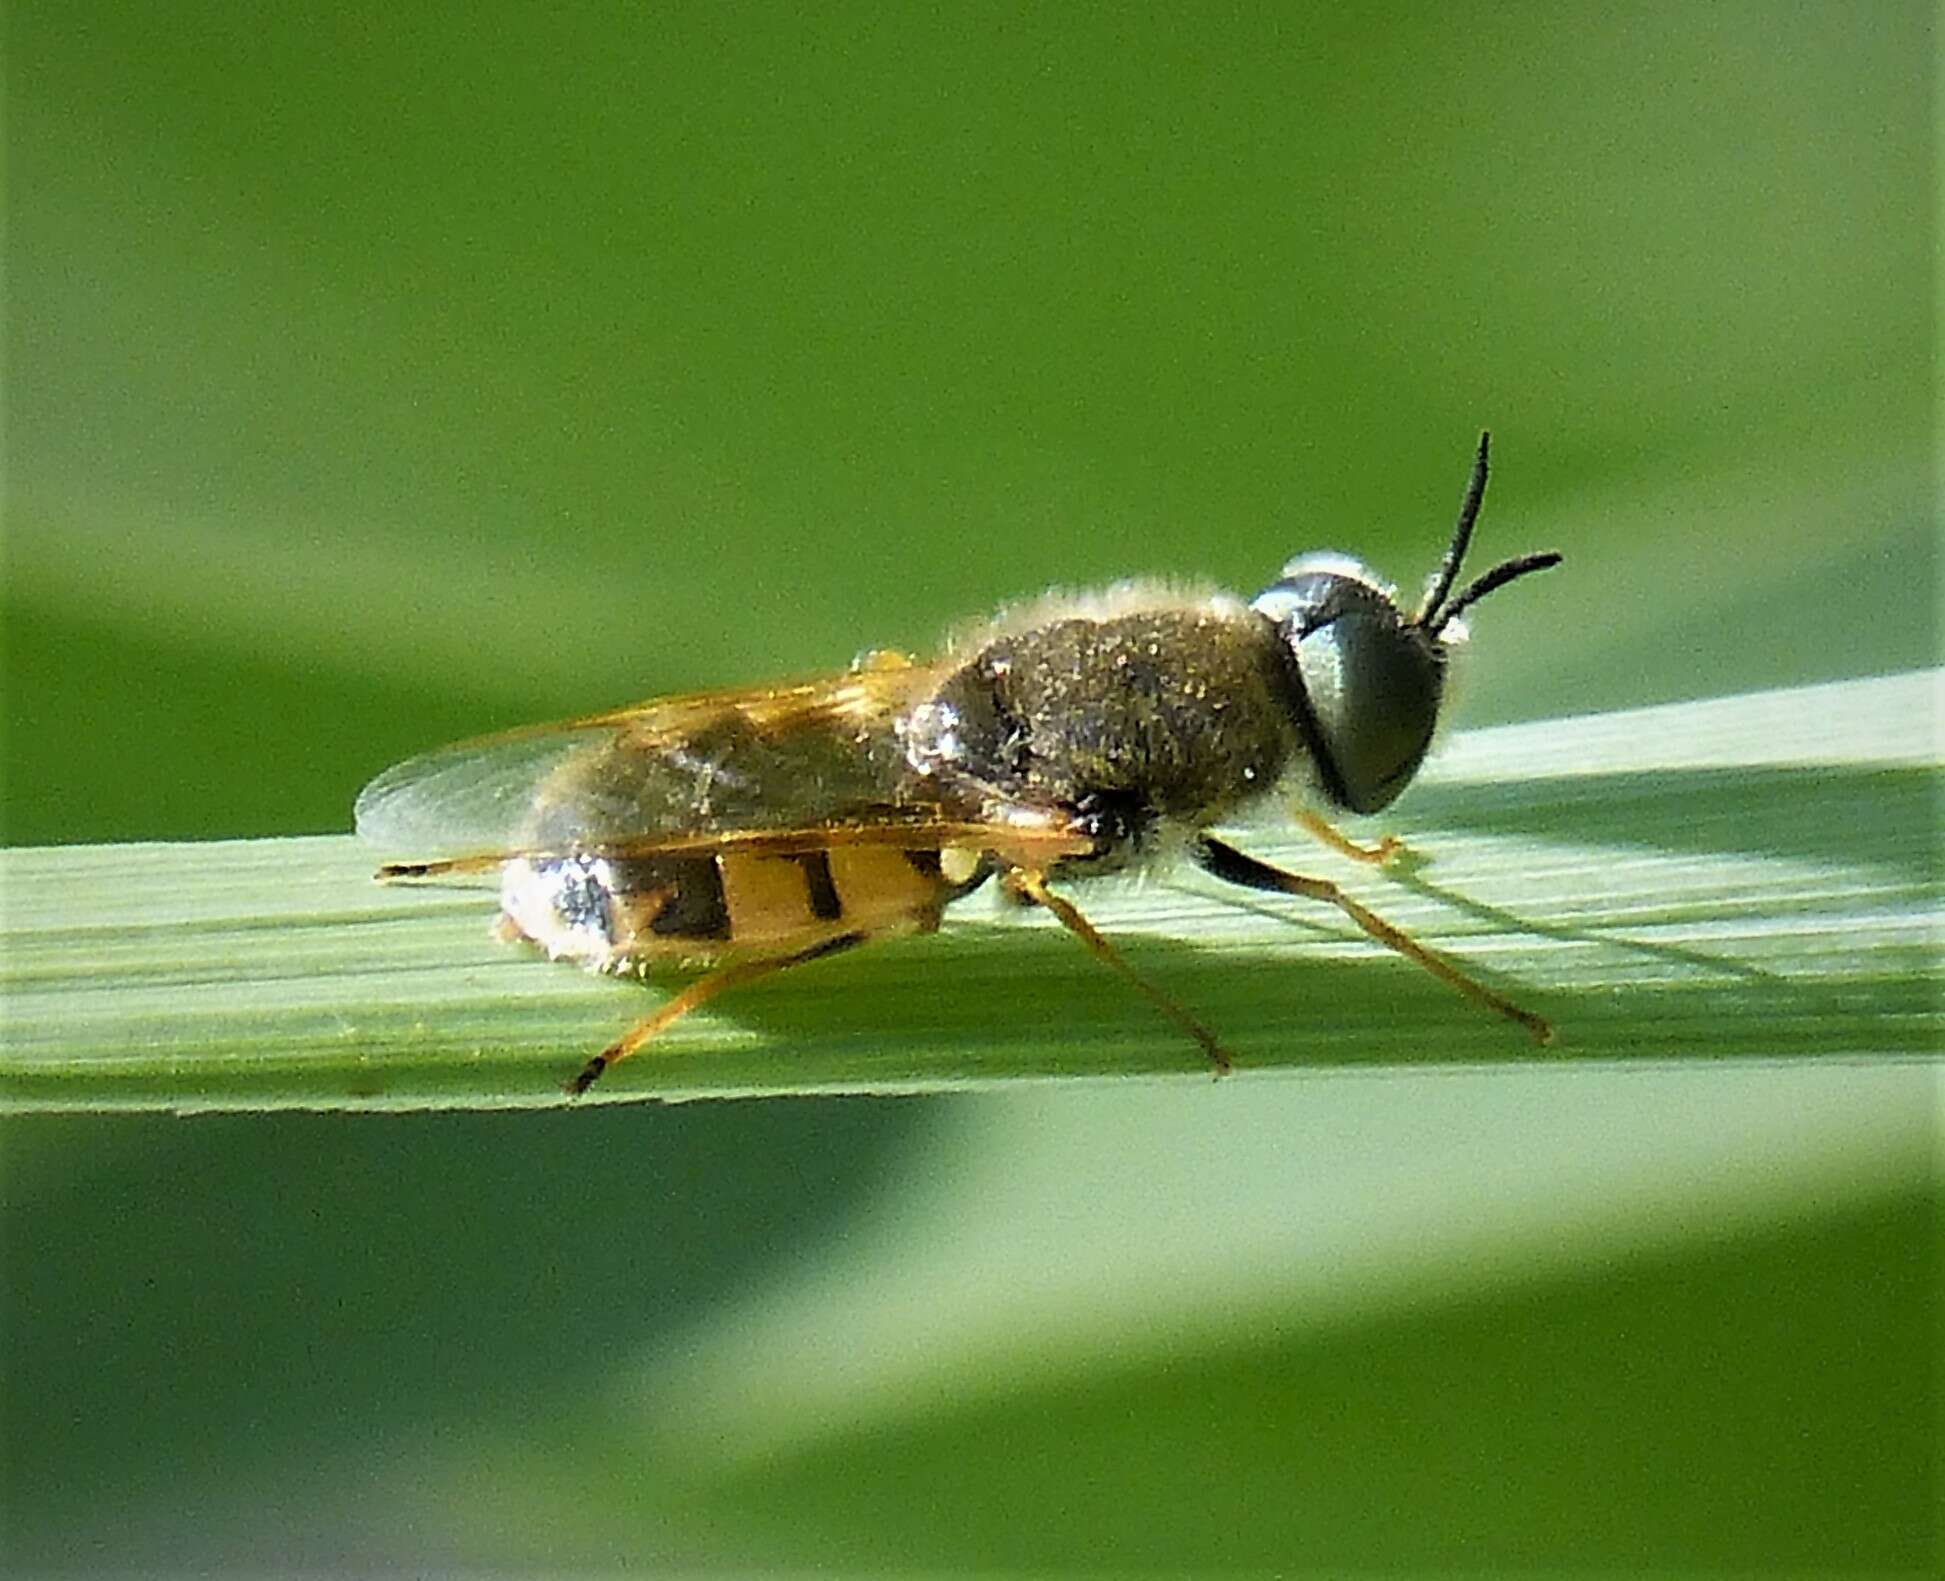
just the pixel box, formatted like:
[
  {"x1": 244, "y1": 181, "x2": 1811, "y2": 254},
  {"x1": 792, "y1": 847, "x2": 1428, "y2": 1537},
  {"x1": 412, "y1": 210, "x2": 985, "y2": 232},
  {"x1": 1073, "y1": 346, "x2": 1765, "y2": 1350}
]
[{"x1": 2, "y1": 671, "x2": 1937, "y2": 1112}]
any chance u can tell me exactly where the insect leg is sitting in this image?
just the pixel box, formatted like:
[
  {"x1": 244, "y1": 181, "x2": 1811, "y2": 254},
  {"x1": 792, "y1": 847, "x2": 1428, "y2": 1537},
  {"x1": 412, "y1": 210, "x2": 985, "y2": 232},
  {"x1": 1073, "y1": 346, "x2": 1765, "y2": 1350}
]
[
  {"x1": 1293, "y1": 808, "x2": 1404, "y2": 866},
  {"x1": 567, "y1": 932, "x2": 866, "y2": 1095},
  {"x1": 1193, "y1": 835, "x2": 1551, "y2": 1045},
  {"x1": 1003, "y1": 868, "x2": 1234, "y2": 1075}
]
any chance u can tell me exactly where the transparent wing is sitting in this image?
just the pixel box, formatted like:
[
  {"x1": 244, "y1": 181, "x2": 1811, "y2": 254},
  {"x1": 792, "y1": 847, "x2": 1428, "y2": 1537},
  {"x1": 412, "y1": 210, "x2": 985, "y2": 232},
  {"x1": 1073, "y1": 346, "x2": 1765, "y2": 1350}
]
[{"x1": 354, "y1": 661, "x2": 958, "y2": 861}]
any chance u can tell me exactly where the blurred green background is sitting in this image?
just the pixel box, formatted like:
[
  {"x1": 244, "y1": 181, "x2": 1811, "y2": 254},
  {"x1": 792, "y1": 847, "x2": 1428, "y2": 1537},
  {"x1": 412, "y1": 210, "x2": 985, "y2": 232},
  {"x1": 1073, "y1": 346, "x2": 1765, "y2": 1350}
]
[{"x1": 4, "y1": 2, "x2": 1936, "y2": 1572}]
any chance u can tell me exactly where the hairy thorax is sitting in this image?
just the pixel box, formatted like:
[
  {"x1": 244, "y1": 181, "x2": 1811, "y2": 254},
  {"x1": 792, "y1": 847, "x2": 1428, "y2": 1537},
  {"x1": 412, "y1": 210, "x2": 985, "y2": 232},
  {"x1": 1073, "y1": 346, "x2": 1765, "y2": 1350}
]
[{"x1": 904, "y1": 602, "x2": 1303, "y2": 849}]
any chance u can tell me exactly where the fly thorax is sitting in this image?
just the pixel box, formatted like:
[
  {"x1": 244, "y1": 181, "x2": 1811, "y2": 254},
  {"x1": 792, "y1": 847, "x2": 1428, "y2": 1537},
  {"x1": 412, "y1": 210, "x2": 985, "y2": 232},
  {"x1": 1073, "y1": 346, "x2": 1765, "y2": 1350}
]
[{"x1": 925, "y1": 611, "x2": 1300, "y2": 829}]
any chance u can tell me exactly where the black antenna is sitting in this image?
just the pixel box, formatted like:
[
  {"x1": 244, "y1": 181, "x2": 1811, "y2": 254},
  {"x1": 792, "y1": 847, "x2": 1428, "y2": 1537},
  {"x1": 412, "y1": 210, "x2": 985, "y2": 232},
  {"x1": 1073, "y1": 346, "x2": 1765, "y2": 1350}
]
[
  {"x1": 1435, "y1": 550, "x2": 1564, "y2": 633},
  {"x1": 1414, "y1": 430, "x2": 1563, "y2": 634},
  {"x1": 1416, "y1": 430, "x2": 1493, "y2": 627}
]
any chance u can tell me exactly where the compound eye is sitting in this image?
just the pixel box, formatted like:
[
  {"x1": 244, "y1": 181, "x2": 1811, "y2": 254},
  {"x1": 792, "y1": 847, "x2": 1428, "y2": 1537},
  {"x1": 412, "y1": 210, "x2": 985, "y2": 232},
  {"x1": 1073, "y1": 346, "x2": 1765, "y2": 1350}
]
[
  {"x1": 1251, "y1": 558, "x2": 1387, "y2": 636},
  {"x1": 1294, "y1": 614, "x2": 1442, "y2": 814}
]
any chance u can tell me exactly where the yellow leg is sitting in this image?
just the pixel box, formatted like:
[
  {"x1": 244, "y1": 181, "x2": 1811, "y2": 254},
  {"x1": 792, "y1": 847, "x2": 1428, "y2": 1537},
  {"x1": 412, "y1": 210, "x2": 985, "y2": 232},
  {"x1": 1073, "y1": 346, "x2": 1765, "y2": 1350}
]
[
  {"x1": 567, "y1": 933, "x2": 863, "y2": 1094},
  {"x1": 1295, "y1": 808, "x2": 1403, "y2": 865},
  {"x1": 1005, "y1": 868, "x2": 1234, "y2": 1075},
  {"x1": 1293, "y1": 875, "x2": 1549, "y2": 1044},
  {"x1": 1197, "y1": 835, "x2": 1551, "y2": 1045}
]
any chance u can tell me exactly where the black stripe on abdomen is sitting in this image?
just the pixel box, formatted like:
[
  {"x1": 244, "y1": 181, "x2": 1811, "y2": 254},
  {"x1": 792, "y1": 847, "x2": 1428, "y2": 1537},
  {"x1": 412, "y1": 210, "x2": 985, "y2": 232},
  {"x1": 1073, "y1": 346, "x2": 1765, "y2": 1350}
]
[
  {"x1": 791, "y1": 851, "x2": 844, "y2": 920},
  {"x1": 621, "y1": 855, "x2": 732, "y2": 941}
]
